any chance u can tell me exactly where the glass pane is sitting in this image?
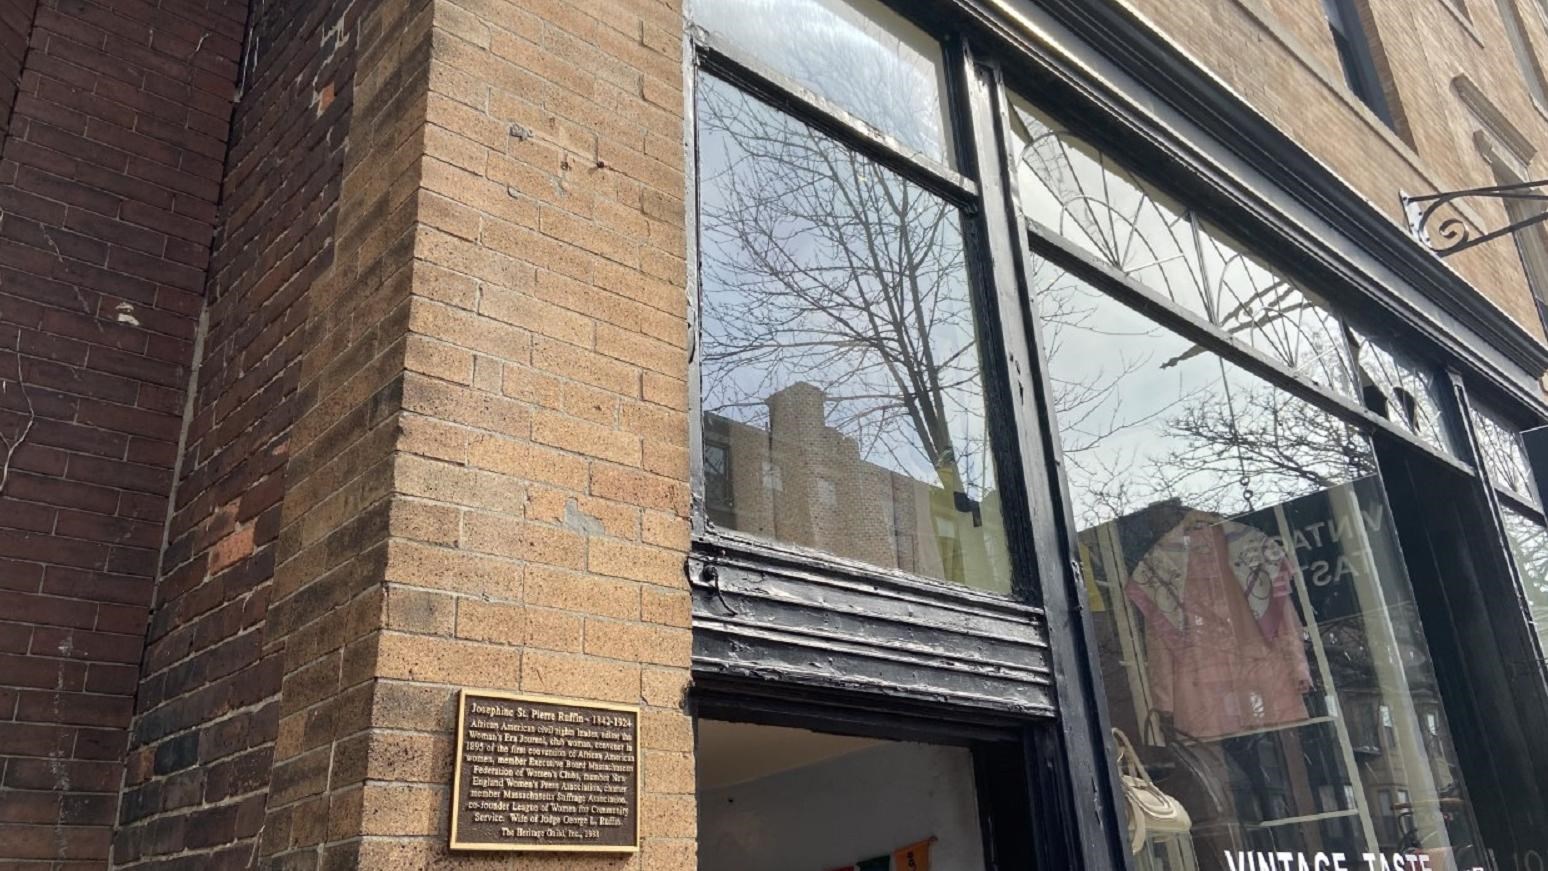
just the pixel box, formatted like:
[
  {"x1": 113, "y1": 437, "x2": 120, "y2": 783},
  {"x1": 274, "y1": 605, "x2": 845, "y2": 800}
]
[
  {"x1": 1346, "y1": 326, "x2": 1457, "y2": 456},
  {"x1": 696, "y1": 75, "x2": 1011, "y2": 594},
  {"x1": 1005, "y1": 96, "x2": 1362, "y2": 405},
  {"x1": 1034, "y1": 261, "x2": 1488, "y2": 870},
  {"x1": 686, "y1": 0, "x2": 954, "y2": 164},
  {"x1": 1027, "y1": 256, "x2": 1371, "y2": 523},
  {"x1": 1007, "y1": 97, "x2": 1208, "y2": 312},
  {"x1": 1470, "y1": 403, "x2": 1538, "y2": 505},
  {"x1": 1196, "y1": 221, "x2": 1359, "y2": 399},
  {"x1": 1502, "y1": 506, "x2": 1548, "y2": 646}
]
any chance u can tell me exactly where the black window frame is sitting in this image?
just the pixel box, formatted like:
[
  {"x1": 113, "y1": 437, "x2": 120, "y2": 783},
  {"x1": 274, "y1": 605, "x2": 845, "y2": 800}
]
[{"x1": 680, "y1": 2, "x2": 1548, "y2": 870}]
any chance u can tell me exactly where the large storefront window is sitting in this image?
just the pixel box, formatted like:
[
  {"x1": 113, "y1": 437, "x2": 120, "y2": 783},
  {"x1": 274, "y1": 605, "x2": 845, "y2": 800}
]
[
  {"x1": 1036, "y1": 264, "x2": 1485, "y2": 870},
  {"x1": 695, "y1": 73, "x2": 1012, "y2": 593},
  {"x1": 686, "y1": 2, "x2": 1548, "y2": 869},
  {"x1": 1016, "y1": 95, "x2": 1490, "y2": 868}
]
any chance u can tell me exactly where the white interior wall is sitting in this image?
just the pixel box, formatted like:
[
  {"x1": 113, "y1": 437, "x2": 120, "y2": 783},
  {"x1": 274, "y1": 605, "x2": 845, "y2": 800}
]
[{"x1": 697, "y1": 734, "x2": 986, "y2": 871}]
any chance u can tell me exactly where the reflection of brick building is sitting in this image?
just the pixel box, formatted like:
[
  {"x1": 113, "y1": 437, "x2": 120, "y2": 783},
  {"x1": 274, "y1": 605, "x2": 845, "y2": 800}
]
[{"x1": 704, "y1": 383, "x2": 1007, "y2": 589}]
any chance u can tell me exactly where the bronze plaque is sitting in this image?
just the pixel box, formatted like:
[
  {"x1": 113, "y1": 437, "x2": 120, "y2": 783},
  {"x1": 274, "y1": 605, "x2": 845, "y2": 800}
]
[{"x1": 450, "y1": 689, "x2": 640, "y2": 852}]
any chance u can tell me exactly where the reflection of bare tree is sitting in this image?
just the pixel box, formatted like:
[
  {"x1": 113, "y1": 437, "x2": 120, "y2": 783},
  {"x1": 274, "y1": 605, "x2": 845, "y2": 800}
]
[
  {"x1": 1162, "y1": 386, "x2": 1375, "y2": 511},
  {"x1": 1027, "y1": 260, "x2": 1163, "y2": 457},
  {"x1": 1502, "y1": 508, "x2": 1548, "y2": 629},
  {"x1": 1028, "y1": 254, "x2": 1372, "y2": 526},
  {"x1": 698, "y1": 75, "x2": 989, "y2": 497}
]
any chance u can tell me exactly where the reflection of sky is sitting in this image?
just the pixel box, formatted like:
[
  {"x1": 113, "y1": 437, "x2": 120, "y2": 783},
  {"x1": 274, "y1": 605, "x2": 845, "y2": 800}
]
[
  {"x1": 1034, "y1": 262, "x2": 1370, "y2": 527},
  {"x1": 695, "y1": 75, "x2": 996, "y2": 497},
  {"x1": 687, "y1": 0, "x2": 952, "y2": 162},
  {"x1": 1036, "y1": 266, "x2": 1234, "y2": 520}
]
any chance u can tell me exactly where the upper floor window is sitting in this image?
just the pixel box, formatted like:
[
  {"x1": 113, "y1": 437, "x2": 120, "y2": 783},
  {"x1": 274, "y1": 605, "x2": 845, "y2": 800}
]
[
  {"x1": 1321, "y1": 0, "x2": 1397, "y2": 126},
  {"x1": 686, "y1": 0, "x2": 955, "y2": 164},
  {"x1": 1494, "y1": 0, "x2": 1548, "y2": 109},
  {"x1": 1483, "y1": 144, "x2": 1548, "y2": 331}
]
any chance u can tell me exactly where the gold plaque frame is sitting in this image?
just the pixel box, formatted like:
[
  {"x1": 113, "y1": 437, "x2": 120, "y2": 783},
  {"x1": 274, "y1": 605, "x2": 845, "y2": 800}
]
[{"x1": 449, "y1": 688, "x2": 642, "y2": 853}]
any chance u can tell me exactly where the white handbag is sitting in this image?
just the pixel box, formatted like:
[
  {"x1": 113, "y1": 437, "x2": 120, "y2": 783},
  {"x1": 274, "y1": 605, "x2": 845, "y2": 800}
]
[{"x1": 1113, "y1": 728, "x2": 1192, "y2": 854}]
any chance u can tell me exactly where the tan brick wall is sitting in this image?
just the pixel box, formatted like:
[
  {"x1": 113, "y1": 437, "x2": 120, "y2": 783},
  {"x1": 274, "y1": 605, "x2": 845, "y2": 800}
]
[
  {"x1": 333, "y1": 0, "x2": 694, "y2": 866},
  {"x1": 1122, "y1": 0, "x2": 1548, "y2": 340}
]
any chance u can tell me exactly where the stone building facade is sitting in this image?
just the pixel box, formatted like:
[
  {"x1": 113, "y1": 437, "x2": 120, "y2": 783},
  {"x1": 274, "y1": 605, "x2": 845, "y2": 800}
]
[{"x1": 0, "y1": 0, "x2": 1547, "y2": 869}]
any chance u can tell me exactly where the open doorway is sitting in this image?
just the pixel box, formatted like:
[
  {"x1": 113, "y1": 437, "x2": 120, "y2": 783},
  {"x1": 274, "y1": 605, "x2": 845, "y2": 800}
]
[{"x1": 695, "y1": 719, "x2": 988, "y2": 871}]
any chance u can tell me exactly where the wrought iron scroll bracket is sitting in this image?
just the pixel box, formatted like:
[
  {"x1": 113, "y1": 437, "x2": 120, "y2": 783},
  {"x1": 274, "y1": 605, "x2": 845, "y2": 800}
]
[{"x1": 1404, "y1": 179, "x2": 1548, "y2": 257}]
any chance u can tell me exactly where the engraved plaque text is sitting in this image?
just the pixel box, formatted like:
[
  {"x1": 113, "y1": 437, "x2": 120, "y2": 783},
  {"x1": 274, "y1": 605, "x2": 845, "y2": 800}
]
[{"x1": 450, "y1": 689, "x2": 639, "y2": 852}]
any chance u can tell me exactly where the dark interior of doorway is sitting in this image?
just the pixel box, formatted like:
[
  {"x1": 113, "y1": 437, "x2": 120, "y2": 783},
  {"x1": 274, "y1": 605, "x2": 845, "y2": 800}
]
[{"x1": 1374, "y1": 431, "x2": 1548, "y2": 870}]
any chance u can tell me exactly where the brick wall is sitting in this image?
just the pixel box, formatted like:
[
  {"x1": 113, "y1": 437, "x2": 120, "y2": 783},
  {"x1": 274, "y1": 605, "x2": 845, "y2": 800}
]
[
  {"x1": 0, "y1": 0, "x2": 37, "y2": 137},
  {"x1": 250, "y1": 0, "x2": 430, "y2": 865},
  {"x1": 0, "y1": 0, "x2": 243, "y2": 866},
  {"x1": 343, "y1": 0, "x2": 696, "y2": 865},
  {"x1": 111, "y1": 0, "x2": 402, "y2": 867},
  {"x1": 1124, "y1": 0, "x2": 1548, "y2": 338}
]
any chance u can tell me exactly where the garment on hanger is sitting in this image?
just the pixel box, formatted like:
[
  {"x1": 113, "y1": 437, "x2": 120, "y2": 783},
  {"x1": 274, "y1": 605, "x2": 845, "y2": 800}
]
[{"x1": 1127, "y1": 511, "x2": 1312, "y2": 740}]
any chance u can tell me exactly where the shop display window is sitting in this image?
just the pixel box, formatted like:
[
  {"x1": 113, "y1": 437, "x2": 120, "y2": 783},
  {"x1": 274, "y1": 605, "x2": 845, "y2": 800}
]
[
  {"x1": 1034, "y1": 262, "x2": 1487, "y2": 870},
  {"x1": 682, "y1": 1, "x2": 1548, "y2": 867}
]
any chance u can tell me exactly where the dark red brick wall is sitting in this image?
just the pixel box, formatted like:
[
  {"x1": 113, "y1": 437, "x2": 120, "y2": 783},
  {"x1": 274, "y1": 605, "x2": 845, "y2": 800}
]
[
  {"x1": 0, "y1": 0, "x2": 38, "y2": 135},
  {"x1": 0, "y1": 0, "x2": 244, "y2": 866},
  {"x1": 111, "y1": 0, "x2": 363, "y2": 867}
]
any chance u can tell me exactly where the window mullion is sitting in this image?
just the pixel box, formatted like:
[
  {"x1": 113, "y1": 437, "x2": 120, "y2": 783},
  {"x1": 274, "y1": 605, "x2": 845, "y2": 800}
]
[
  {"x1": 685, "y1": 34, "x2": 708, "y2": 542},
  {"x1": 1451, "y1": 374, "x2": 1544, "y2": 639},
  {"x1": 953, "y1": 42, "x2": 1130, "y2": 871}
]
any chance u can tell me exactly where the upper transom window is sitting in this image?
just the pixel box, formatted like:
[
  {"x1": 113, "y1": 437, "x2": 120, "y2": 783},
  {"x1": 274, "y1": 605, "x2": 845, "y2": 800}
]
[{"x1": 687, "y1": 0, "x2": 955, "y2": 165}]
